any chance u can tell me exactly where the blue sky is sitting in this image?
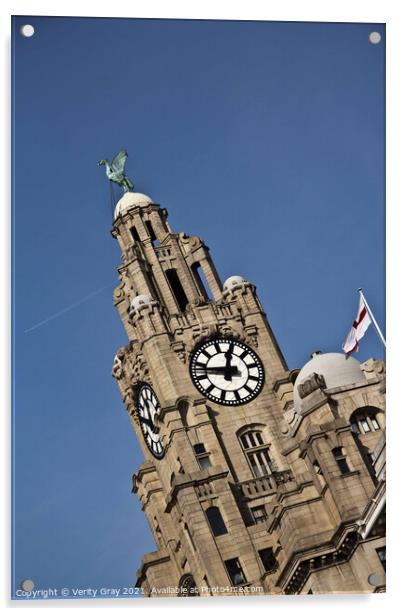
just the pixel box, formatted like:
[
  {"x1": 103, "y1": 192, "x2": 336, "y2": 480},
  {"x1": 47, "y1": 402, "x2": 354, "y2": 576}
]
[{"x1": 12, "y1": 16, "x2": 385, "y2": 598}]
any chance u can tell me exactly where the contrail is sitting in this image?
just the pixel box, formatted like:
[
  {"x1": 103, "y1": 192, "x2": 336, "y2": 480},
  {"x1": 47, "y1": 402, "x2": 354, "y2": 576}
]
[{"x1": 24, "y1": 282, "x2": 115, "y2": 334}]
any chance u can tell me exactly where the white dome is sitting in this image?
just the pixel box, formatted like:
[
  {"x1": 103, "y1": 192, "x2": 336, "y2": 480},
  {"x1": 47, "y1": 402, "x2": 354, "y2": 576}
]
[
  {"x1": 223, "y1": 275, "x2": 248, "y2": 291},
  {"x1": 129, "y1": 294, "x2": 154, "y2": 314},
  {"x1": 114, "y1": 192, "x2": 154, "y2": 219},
  {"x1": 293, "y1": 352, "x2": 366, "y2": 413}
]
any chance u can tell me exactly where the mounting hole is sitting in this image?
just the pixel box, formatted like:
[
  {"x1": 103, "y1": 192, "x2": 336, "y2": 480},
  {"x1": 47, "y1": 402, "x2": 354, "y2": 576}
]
[
  {"x1": 20, "y1": 24, "x2": 35, "y2": 38},
  {"x1": 21, "y1": 579, "x2": 35, "y2": 591},
  {"x1": 369, "y1": 31, "x2": 381, "y2": 45}
]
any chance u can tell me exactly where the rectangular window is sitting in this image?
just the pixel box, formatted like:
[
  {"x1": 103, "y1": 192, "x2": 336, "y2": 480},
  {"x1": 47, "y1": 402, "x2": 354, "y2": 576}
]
[
  {"x1": 225, "y1": 558, "x2": 246, "y2": 586},
  {"x1": 361, "y1": 418, "x2": 371, "y2": 433},
  {"x1": 198, "y1": 455, "x2": 212, "y2": 470},
  {"x1": 193, "y1": 443, "x2": 212, "y2": 470},
  {"x1": 251, "y1": 505, "x2": 267, "y2": 524},
  {"x1": 130, "y1": 225, "x2": 140, "y2": 241},
  {"x1": 247, "y1": 448, "x2": 274, "y2": 478},
  {"x1": 351, "y1": 421, "x2": 360, "y2": 435},
  {"x1": 371, "y1": 416, "x2": 380, "y2": 430},
  {"x1": 333, "y1": 447, "x2": 350, "y2": 475},
  {"x1": 376, "y1": 546, "x2": 386, "y2": 571},
  {"x1": 258, "y1": 548, "x2": 278, "y2": 572},
  {"x1": 145, "y1": 220, "x2": 160, "y2": 246}
]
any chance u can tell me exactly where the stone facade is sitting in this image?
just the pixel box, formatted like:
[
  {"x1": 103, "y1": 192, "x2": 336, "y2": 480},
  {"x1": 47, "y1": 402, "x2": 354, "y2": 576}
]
[{"x1": 111, "y1": 193, "x2": 385, "y2": 596}]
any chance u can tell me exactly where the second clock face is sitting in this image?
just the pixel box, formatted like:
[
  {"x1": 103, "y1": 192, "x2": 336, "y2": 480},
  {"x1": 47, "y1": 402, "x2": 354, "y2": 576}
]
[
  {"x1": 136, "y1": 383, "x2": 165, "y2": 459},
  {"x1": 190, "y1": 338, "x2": 264, "y2": 405}
]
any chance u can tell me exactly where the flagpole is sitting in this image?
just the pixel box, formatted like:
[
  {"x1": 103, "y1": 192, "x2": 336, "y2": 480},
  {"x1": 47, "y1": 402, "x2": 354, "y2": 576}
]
[{"x1": 357, "y1": 288, "x2": 386, "y2": 348}]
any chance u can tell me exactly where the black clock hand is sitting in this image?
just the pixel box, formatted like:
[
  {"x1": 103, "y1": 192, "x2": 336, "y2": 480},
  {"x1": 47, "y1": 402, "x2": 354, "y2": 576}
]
[
  {"x1": 196, "y1": 366, "x2": 241, "y2": 376},
  {"x1": 224, "y1": 341, "x2": 235, "y2": 381},
  {"x1": 141, "y1": 415, "x2": 156, "y2": 431},
  {"x1": 142, "y1": 400, "x2": 159, "y2": 433}
]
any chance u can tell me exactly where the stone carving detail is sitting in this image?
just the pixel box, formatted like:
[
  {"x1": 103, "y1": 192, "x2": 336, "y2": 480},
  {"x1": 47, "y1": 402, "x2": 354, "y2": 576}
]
[
  {"x1": 178, "y1": 232, "x2": 204, "y2": 254},
  {"x1": 361, "y1": 358, "x2": 385, "y2": 378},
  {"x1": 297, "y1": 372, "x2": 326, "y2": 399},
  {"x1": 171, "y1": 341, "x2": 188, "y2": 364},
  {"x1": 130, "y1": 352, "x2": 150, "y2": 384},
  {"x1": 244, "y1": 324, "x2": 259, "y2": 348},
  {"x1": 112, "y1": 348, "x2": 126, "y2": 379},
  {"x1": 191, "y1": 324, "x2": 217, "y2": 343},
  {"x1": 284, "y1": 532, "x2": 359, "y2": 594},
  {"x1": 122, "y1": 386, "x2": 138, "y2": 424}
]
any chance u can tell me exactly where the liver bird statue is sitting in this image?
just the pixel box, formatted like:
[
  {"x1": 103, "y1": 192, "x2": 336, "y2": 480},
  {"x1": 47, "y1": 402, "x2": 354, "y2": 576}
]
[{"x1": 98, "y1": 149, "x2": 134, "y2": 192}]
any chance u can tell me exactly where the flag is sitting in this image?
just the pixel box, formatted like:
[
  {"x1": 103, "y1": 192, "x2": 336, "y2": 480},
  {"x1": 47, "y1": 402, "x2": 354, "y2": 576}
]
[{"x1": 342, "y1": 295, "x2": 372, "y2": 354}]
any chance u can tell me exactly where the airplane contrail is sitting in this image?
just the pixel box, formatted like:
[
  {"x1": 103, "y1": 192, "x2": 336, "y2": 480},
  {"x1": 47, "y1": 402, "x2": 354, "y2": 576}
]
[{"x1": 24, "y1": 282, "x2": 115, "y2": 334}]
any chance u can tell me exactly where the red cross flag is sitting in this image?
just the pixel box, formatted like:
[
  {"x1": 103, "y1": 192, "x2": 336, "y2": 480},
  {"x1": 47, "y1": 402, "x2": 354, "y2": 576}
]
[{"x1": 342, "y1": 295, "x2": 372, "y2": 354}]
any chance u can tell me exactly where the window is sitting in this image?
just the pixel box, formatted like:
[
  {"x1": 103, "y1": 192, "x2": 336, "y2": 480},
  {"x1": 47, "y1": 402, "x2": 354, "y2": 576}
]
[
  {"x1": 193, "y1": 443, "x2": 212, "y2": 470},
  {"x1": 240, "y1": 430, "x2": 274, "y2": 478},
  {"x1": 205, "y1": 506, "x2": 227, "y2": 536},
  {"x1": 258, "y1": 548, "x2": 278, "y2": 572},
  {"x1": 177, "y1": 574, "x2": 199, "y2": 597},
  {"x1": 145, "y1": 220, "x2": 160, "y2": 247},
  {"x1": 225, "y1": 558, "x2": 246, "y2": 586},
  {"x1": 332, "y1": 447, "x2": 350, "y2": 475},
  {"x1": 191, "y1": 262, "x2": 213, "y2": 300},
  {"x1": 350, "y1": 407, "x2": 383, "y2": 434},
  {"x1": 371, "y1": 415, "x2": 380, "y2": 430},
  {"x1": 130, "y1": 225, "x2": 140, "y2": 241},
  {"x1": 376, "y1": 546, "x2": 386, "y2": 571},
  {"x1": 166, "y1": 268, "x2": 189, "y2": 312},
  {"x1": 251, "y1": 505, "x2": 268, "y2": 524}
]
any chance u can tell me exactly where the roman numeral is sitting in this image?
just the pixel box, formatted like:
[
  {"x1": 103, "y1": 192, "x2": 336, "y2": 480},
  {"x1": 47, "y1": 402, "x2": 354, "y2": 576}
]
[
  {"x1": 239, "y1": 350, "x2": 248, "y2": 359},
  {"x1": 214, "y1": 341, "x2": 221, "y2": 353},
  {"x1": 220, "y1": 389, "x2": 226, "y2": 401},
  {"x1": 248, "y1": 375, "x2": 259, "y2": 381}
]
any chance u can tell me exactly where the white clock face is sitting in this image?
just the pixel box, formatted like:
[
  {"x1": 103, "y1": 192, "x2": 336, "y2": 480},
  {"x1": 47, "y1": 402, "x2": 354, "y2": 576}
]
[
  {"x1": 136, "y1": 384, "x2": 165, "y2": 459},
  {"x1": 190, "y1": 338, "x2": 264, "y2": 405}
]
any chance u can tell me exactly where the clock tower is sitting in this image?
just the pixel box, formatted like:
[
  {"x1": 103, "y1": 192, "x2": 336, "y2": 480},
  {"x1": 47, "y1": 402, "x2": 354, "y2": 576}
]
[{"x1": 111, "y1": 190, "x2": 386, "y2": 596}]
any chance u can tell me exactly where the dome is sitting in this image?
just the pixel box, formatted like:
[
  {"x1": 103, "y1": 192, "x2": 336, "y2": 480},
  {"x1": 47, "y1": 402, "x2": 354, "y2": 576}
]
[
  {"x1": 293, "y1": 352, "x2": 366, "y2": 414},
  {"x1": 114, "y1": 192, "x2": 154, "y2": 219},
  {"x1": 129, "y1": 294, "x2": 154, "y2": 314},
  {"x1": 223, "y1": 275, "x2": 248, "y2": 291}
]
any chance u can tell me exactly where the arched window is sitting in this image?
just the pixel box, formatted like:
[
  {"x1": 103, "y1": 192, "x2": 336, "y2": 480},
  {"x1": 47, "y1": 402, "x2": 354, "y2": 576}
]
[
  {"x1": 239, "y1": 430, "x2": 274, "y2": 478},
  {"x1": 205, "y1": 506, "x2": 227, "y2": 536},
  {"x1": 177, "y1": 574, "x2": 199, "y2": 597},
  {"x1": 350, "y1": 407, "x2": 382, "y2": 435}
]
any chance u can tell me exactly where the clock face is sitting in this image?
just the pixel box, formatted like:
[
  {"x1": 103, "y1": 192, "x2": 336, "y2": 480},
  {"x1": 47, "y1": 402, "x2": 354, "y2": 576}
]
[
  {"x1": 190, "y1": 338, "x2": 264, "y2": 406},
  {"x1": 136, "y1": 384, "x2": 165, "y2": 459}
]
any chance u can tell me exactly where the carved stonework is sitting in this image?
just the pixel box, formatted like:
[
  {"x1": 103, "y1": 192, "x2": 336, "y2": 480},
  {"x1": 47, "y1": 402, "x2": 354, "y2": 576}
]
[
  {"x1": 244, "y1": 324, "x2": 259, "y2": 348},
  {"x1": 191, "y1": 323, "x2": 217, "y2": 343},
  {"x1": 178, "y1": 232, "x2": 203, "y2": 254},
  {"x1": 171, "y1": 341, "x2": 188, "y2": 364},
  {"x1": 112, "y1": 347, "x2": 126, "y2": 380},
  {"x1": 131, "y1": 352, "x2": 151, "y2": 384},
  {"x1": 123, "y1": 386, "x2": 139, "y2": 424},
  {"x1": 361, "y1": 358, "x2": 385, "y2": 379},
  {"x1": 297, "y1": 372, "x2": 326, "y2": 399}
]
